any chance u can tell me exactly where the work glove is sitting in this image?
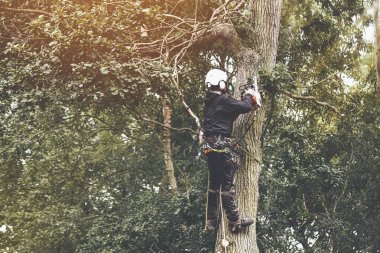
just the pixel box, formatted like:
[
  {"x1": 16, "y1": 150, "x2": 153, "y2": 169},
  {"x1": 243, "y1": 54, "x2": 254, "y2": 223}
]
[
  {"x1": 245, "y1": 88, "x2": 262, "y2": 108},
  {"x1": 245, "y1": 88, "x2": 255, "y2": 96}
]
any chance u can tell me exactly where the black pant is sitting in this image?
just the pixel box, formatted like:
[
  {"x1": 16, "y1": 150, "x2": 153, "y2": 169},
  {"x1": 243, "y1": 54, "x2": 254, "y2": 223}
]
[{"x1": 206, "y1": 151, "x2": 240, "y2": 224}]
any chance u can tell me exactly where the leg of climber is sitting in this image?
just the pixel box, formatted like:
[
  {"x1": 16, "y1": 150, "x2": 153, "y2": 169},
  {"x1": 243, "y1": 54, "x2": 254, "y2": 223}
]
[
  {"x1": 206, "y1": 152, "x2": 222, "y2": 230},
  {"x1": 220, "y1": 151, "x2": 254, "y2": 232}
]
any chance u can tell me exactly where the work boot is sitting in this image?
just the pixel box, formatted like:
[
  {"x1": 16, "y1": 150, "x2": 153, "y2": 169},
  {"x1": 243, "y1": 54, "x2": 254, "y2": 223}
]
[
  {"x1": 240, "y1": 217, "x2": 254, "y2": 228},
  {"x1": 229, "y1": 216, "x2": 254, "y2": 232}
]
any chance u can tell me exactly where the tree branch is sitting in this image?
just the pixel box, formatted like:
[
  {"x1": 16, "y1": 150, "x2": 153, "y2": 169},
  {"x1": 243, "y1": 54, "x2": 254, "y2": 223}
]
[
  {"x1": 233, "y1": 0, "x2": 247, "y2": 11},
  {"x1": 132, "y1": 1, "x2": 251, "y2": 144},
  {"x1": 309, "y1": 71, "x2": 340, "y2": 87},
  {"x1": 0, "y1": 6, "x2": 52, "y2": 16},
  {"x1": 139, "y1": 114, "x2": 198, "y2": 134},
  {"x1": 277, "y1": 88, "x2": 343, "y2": 116},
  {"x1": 132, "y1": 0, "x2": 248, "y2": 62}
]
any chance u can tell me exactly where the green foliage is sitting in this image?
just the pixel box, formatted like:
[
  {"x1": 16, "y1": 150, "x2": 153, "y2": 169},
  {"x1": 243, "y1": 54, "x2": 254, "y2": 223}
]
[
  {"x1": 256, "y1": 1, "x2": 379, "y2": 252},
  {"x1": 0, "y1": 97, "x2": 213, "y2": 252},
  {"x1": 259, "y1": 90, "x2": 380, "y2": 252},
  {"x1": 0, "y1": 0, "x2": 378, "y2": 252},
  {"x1": 0, "y1": 2, "x2": 214, "y2": 249},
  {"x1": 259, "y1": 63, "x2": 296, "y2": 93}
]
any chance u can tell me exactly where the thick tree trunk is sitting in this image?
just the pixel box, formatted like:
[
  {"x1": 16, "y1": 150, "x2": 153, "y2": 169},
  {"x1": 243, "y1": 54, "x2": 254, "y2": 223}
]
[
  {"x1": 161, "y1": 96, "x2": 178, "y2": 191},
  {"x1": 215, "y1": 1, "x2": 281, "y2": 252},
  {"x1": 375, "y1": 0, "x2": 380, "y2": 93}
]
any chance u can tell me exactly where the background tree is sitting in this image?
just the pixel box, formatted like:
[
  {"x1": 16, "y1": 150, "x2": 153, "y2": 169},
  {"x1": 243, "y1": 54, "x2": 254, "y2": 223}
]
[
  {"x1": 258, "y1": 1, "x2": 378, "y2": 252},
  {"x1": 375, "y1": 0, "x2": 380, "y2": 92},
  {"x1": 0, "y1": 0, "x2": 377, "y2": 253}
]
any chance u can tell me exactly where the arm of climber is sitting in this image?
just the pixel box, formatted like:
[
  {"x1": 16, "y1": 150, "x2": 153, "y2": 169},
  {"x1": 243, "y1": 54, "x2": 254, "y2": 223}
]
[{"x1": 222, "y1": 94, "x2": 256, "y2": 115}]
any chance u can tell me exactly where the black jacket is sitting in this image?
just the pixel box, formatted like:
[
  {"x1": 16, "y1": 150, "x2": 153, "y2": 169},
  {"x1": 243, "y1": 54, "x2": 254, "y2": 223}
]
[{"x1": 203, "y1": 92, "x2": 254, "y2": 137}]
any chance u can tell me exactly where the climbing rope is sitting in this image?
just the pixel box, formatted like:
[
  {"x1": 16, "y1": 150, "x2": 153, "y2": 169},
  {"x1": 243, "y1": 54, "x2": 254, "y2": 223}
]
[
  {"x1": 205, "y1": 170, "x2": 210, "y2": 230},
  {"x1": 204, "y1": 171, "x2": 230, "y2": 253},
  {"x1": 219, "y1": 185, "x2": 229, "y2": 253}
]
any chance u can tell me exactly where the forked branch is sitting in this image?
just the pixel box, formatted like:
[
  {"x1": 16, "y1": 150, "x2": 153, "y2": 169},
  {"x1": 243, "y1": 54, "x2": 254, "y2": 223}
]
[
  {"x1": 278, "y1": 88, "x2": 342, "y2": 116},
  {"x1": 0, "y1": 6, "x2": 52, "y2": 16}
]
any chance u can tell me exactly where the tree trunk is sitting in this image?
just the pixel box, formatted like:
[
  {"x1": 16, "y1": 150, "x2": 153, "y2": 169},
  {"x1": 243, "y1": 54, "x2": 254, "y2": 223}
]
[
  {"x1": 161, "y1": 96, "x2": 178, "y2": 191},
  {"x1": 215, "y1": 1, "x2": 282, "y2": 252},
  {"x1": 375, "y1": 0, "x2": 380, "y2": 93}
]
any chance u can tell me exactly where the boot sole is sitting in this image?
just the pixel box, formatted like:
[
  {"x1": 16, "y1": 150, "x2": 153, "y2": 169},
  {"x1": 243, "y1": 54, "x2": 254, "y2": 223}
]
[{"x1": 229, "y1": 221, "x2": 254, "y2": 232}]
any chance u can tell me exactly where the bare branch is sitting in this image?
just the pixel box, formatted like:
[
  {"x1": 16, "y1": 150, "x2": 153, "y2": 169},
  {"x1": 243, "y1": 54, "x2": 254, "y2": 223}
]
[
  {"x1": 128, "y1": 1, "x2": 251, "y2": 143},
  {"x1": 131, "y1": 0, "x2": 247, "y2": 61},
  {"x1": 139, "y1": 114, "x2": 198, "y2": 134},
  {"x1": 302, "y1": 194, "x2": 309, "y2": 213},
  {"x1": 0, "y1": 6, "x2": 52, "y2": 16},
  {"x1": 168, "y1": 71, "x2": 203, "y2": 143},
  {"x1": 310, "y1": 71, "x2": 340, "y2": 87},
  {"x1": 233, "y1": 0, "x2": 247, "y2": 11},
  {"x1": 278, "y1": 88, "x2": 343, "y2": 116}
]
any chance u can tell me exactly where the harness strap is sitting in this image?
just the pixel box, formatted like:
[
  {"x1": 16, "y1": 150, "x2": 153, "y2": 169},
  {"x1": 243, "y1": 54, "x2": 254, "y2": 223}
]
[{"x1": 203, "y1": 146, "x2": 229, "y2": 155}]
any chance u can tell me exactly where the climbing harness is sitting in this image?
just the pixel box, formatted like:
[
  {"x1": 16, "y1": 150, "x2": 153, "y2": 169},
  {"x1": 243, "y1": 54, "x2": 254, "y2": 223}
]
[
  {"x1": 202, "y1": 144, "x2": 229, "y2": 156},
  {"x1": 202, "y1": 135, "x2": 235, "y2": 155}
]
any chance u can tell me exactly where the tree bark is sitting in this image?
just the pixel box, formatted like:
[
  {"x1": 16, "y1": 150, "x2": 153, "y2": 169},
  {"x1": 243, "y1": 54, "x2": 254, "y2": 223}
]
[
  {"x1": 375, "y1": 0, "x2": 380, "y2": 93},
  {"x1": 161, "y1": 96, "x2": 178, "y2": 191},
  {"x1": 214, "y1": 1, "x2": 282, "y2": 252}
]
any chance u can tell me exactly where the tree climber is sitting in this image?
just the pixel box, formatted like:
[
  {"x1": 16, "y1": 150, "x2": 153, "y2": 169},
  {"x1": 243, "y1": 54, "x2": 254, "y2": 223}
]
[{"x1": 202, "y1": 68, "x2": 261, "y2": 232}]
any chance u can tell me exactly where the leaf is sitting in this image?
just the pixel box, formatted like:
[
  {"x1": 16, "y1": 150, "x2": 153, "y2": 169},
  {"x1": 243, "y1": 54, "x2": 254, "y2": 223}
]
[
  {"x1": 100, "y1": 67, "x2": 109, "y2": 75},
  {"x1": 140, "y1": 26, "x2": 148, "y2": 37}
]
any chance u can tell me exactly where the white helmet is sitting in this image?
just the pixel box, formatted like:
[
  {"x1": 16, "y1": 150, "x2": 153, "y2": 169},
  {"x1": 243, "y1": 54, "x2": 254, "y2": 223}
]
[{"x1": 205, "y1": 69, "x2": 227, "y2": 91}]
